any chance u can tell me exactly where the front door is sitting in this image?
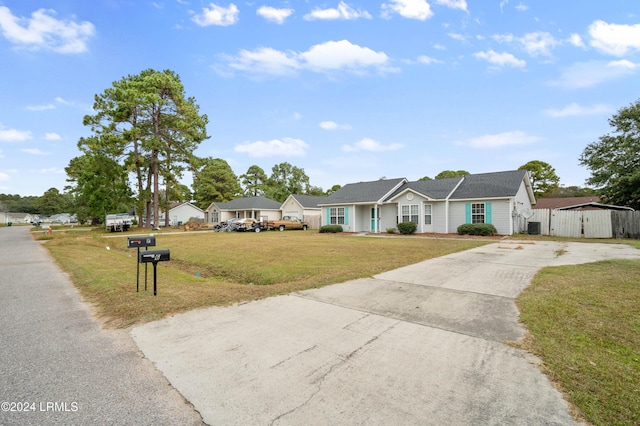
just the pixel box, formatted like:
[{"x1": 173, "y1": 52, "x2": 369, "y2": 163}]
[{"x1": 371, "y1": 208, "x2": 379, "y2": 232}]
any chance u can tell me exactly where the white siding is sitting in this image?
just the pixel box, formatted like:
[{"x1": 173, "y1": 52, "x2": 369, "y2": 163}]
[
  {"x1": 282, "y1": 199, "x2": 303, "y2": 220},
  {"x1": 169, "y1": 204, "x2": 204, "y2": 224},
  {"x1": 448, "y1": 199, "x2": 514, "y2": 235}
]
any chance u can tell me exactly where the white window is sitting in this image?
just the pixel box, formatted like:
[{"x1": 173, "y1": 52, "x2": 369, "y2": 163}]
[
  {"x1": 402, "y1": 205, "x2": 419, "y2": 224},
  {"x1": 424, "y1": 204, "x2": 432, "y2": 225},
  {"x1": 472, "y1": 203, "x2": 485, "y2": 224},
  {"x1": 212, "y1": 210, "x2": 219, "y2": 223},
  {"x1": 330, "y1": 207, "x2": 345, "y2": 224}
]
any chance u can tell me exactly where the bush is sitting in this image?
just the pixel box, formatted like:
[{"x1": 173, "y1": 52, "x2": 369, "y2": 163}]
[
  {"x1": 386, "y1": 228, "x2": 396, "y2": 234},
  {"x1": 457, "y1": 223, "x2": 498, "y2": 236},
  {"x1": 397, "y1": 221, "x2": 417, "y2": 235},
  {"x1": 319, "y1": 224, "x2": 343, "y2": 233}
]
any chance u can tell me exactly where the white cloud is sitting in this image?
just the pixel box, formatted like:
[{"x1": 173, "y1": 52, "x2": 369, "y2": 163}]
[
  {"x1": 45, "y1": 132, "x2": 62, "y2": 140},
  {"x1": 40, "y1": 167, "x2": 64, "y2": 174},
  {"x1": 416, "y1": 55, "x2": 443, "y2": 65},
  {"x1": 192, "y1": 3, "x2": 239, "y2": 26},
  {"x1": 257, "y1": 6, "x2": 293, "y2": 24},
  {"x1": 543, "y1": 103, "x2": 611, "y2": 118},
  {"x1": 319, "y1": 121, "x2": 352, "y2": 130},
  {"x1": 455, "y1": 131, "x2": 539, "y2": 148},
  {"x1": 381, "y1": 0, "x2": 433, "y2": 21},
  {"x1": 304, "y1": 2, "x2": 371, "y2": 21},
  {"x1": 234, "y1": 137, "x2": 308, "y2": 157},
  {"x1": 473, "y1": 49, "x2": 526, "y2": 68},
  {"x1": 0, "y1": 125, "x2": 32, "y2": 142},
  {"x1": 0, "y1": 6, "x2": 94, "y2": 53},
  {"x1": 435, "y1": 0, "x2": 467, "y2": 11},
  {"x1": 27, "y1": 103, "x2": 55, "y2": 111},
  {"x1": 223, "y1": 40, "x2": 394, "y2": 76},
  {"x1": 448, "y1": 33, "x2": 467, "y2": 42},
  {"x1": 22, "y1": 148, "x2": 49, "y2": 155},
  {"x1": 493, "y1": 31, "x2": 559, "y2": 56},
  {"x1": 551, "y1": 60, "x2": 638, "y2": 89},
  {"x1": 519, "y1": 32, "x2": 558, "y2": 56},
  {"x1": 589, "y1": 20, "x2": 640, "y2": 56},
  {"x1": 342, "y1": 138, "x2": 404, "y2": 152},
  {"x1": 301, "y1": 40, "x2": 391, "y2": 73},
  {"x1": 568, "y1": 33, "x2": 585, "y2": 48},
  {"x1": 0, "y1": 149, "x2": 4, "y2": 159},
  {"x1": 226, "y1": 47, "x2": 301, "y2": 76},
  {"x1": 515, "y1": 3, "x2": 528, "y2": 11}
]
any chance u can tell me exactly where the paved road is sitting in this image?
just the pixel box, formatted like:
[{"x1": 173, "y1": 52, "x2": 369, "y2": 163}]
[
  {"x1": 132, "y1": 239, "x2": 640, "y2": 426},
  {"x1": 0, "y1": 226, "x2": 203, "y2": 426}
]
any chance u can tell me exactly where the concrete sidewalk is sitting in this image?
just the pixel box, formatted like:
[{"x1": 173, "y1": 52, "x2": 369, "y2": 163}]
[{"x1": 131, "y1": 240, "x2": 640, "y2": 425}]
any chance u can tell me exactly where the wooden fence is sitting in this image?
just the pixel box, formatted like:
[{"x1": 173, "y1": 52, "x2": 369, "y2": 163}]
[{"x1": 529, "y1": 209, "x2": 640, "y2": 239}]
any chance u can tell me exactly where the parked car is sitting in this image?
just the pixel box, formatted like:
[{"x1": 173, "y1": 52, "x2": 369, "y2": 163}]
[{"x1": 267, "y1": 216, "x2": 309, "y2": 231}]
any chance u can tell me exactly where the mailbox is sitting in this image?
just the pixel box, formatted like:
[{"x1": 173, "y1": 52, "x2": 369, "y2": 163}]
[
  {"x1": 139, "y1": 249, "x2": 170, "y2": 263},
  {"x1": 128, "y1": 235, "x2": 156, "y2": 248}
]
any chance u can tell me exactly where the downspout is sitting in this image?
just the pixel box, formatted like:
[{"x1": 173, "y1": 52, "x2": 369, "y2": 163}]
[{"x1": 445, "y1": 177, "x2": 466, "y2": 233}]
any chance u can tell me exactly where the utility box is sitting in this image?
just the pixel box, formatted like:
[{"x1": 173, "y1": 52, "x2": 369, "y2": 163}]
[
  {"x1": 139, "y1": 249, "x2": 170, "y2": 263},
  {"x1": 128, "y1": 235, "x2": 156, "y2": 248},
  {"x1": 528, "y1": 221, "x2": 541, "y2": 235}
]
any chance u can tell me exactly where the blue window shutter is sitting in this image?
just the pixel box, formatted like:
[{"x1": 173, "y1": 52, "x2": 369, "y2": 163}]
[
  {"x1": 465, "y1": 203, "x2": 471, "y2": 223},
  {"x1": 326, "y1": 208, "x2": 331, "y2": 225},
  {"x1": 485, "y1": 202, "x2": 492, "y2": 224},
  {"x1": 344, "y1": 207, "x2": 349, "y2": 225}
]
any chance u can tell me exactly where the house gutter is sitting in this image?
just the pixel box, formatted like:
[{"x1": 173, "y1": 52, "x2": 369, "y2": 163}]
[{"x1": 445, "y1": 177, "x2": 466, "y2": 233}]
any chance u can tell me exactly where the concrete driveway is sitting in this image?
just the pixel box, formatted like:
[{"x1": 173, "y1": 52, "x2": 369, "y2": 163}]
[{"x1": 131, "y1": 240, "x2": 640, "y2": 425}]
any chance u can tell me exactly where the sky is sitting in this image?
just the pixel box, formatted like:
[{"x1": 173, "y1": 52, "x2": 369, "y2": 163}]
[{"x1": 0, "y1": 1, "x2": 639, "y2": 197}]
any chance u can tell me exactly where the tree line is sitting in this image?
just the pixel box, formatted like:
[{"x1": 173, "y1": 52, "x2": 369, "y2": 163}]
[{"x1": 3, "y1": 69, "x2": 637, "y2": 223}]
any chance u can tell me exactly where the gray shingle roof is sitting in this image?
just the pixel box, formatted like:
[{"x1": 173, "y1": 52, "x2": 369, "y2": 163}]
[
  {"x1": 215, "y1": 196, "x2": 281, "y2": 210},
  {"x1": 389, "y1": 177, "x2": 460, "y2": 200},
  {"x1": 323, "y1": 170, "x2": 529, "y2": 205},
  {"x1": 290, "y1": 194, "x2": 327, "y2": 209},
  {"x1": 449, "y1": 170, "x2": 527, "y2": 199},
  {"x1": 321, "y1": 178, "x2": 407, "y2": 204}
]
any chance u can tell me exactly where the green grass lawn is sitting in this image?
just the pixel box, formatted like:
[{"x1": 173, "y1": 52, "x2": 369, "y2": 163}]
[
  {"x1": 38, "y1": 228, "x2": 487, "y2": 327},
  {"x1": 515, "y1": 258, "x2": 640, "y2": 426}
]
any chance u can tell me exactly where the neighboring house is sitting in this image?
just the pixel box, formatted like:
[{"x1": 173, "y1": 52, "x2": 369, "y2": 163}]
[
  {"x1": 280, "y1": 194, "x2": 327, "y2": 229},
  {"x1": 1, "y1": 212, "x2": 36, "y2": 224},
  {"x1": 48, "y1": 213, "x2": 77, "y2": 223},
  {"x1": 162, "y1": 202, "x2": 205, "y2": 225},
  {"x1": 319, "y1": 170, "x2": 536, "y2": 235},
  {"x1": 204, "y1": 196, "x2": 282, "y2": 225},
  {"x1": 534, "y1": 196, "x2": 633, "y2": 211}
]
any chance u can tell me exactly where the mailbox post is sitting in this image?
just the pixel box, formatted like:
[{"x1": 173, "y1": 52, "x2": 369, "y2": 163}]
[
  {"x1": 138, "y1": 249, "x2": 170, "y2": 296},
  {"x1": 127, "y1": 235, "x2": 156, "y2": 292}
]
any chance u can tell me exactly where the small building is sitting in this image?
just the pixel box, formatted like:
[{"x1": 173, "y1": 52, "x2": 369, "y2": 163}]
[
  {"x1": 534, "y1": 196, "x2": 633, "y2": 211},
  {"x1": 204, "y1": 196, "x2": 282, "y2": 226},
  {"x1": 280, "y1": 194, "x2": 327, "y2": 229},
  {"x1": 163, "y1": 202, "x2": 205, "y2": 225}
]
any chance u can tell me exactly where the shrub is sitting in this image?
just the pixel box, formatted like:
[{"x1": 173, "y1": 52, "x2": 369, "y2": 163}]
[
  {"x1": 319, "y1": 224, "x2": 343, "y2": 233},
  {"x1": 457, "y1": 223, "x2": 498, "y2": 236},
  {"x1": 397, "y1": 221, "x2": 417, "y2": 235},
  {"x1": 386, "y1": 228, "x2": 396, "y2": 234}
]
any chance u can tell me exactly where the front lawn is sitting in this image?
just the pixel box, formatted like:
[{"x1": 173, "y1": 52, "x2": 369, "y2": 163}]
[{"x1": 40, "y1": 230, "x2": 487, "y2": 327}]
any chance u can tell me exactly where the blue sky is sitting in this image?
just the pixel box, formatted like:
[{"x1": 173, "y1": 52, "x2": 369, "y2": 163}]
[{"x1": 0, "y1": 1, "x2": 638, "y2": 197}]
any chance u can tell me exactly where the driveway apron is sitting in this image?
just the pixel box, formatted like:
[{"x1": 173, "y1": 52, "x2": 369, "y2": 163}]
[
  {"x1": 0, "y1": 226, "x2": 203, "y2": 426},
  {"x1": 129, "y1": 238, "x2": 638, "y2": 425}
]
